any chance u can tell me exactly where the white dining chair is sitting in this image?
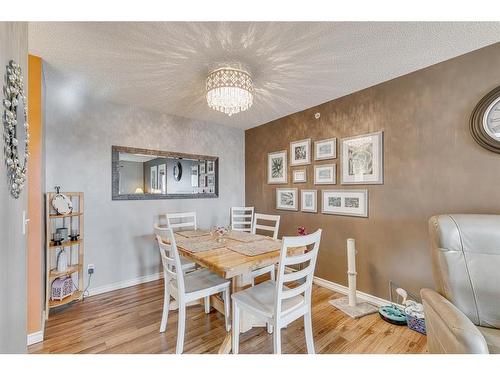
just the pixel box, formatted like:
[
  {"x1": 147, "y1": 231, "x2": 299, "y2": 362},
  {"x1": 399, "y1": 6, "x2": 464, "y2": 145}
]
[
  {"x1": 156, "y1": 231, "x2": 231, "y2": 354},
  {"x1": 154, "y1": 224, "x2": 197, "y2": 272},
  {"x1": 231, "y1": 229, "x2": 322, "y2": 354},
  {"x1": 165, "y1": 211, "x2": 197, "y2": 231},
  {"x1": 250, "y1": 213, "x2": 281, "y2": 286},
  {"x1": 231, "y1": 206, "x2": 254, "y2": 232}
]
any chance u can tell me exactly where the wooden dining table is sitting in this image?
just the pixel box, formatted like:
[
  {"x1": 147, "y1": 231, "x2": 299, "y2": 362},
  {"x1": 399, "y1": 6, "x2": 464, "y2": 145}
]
[{"x1": 161, "y1": 230, "x2": 304, "y2": 354}]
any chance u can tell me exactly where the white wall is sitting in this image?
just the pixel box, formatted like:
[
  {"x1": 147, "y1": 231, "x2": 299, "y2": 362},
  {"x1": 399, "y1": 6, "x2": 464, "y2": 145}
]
[
  {"x1": 44, "y1": 67, "x2": 245, "y2": 291},
  {"x1": 0, "y1": 22, "x2": 28, "y2": 353}
]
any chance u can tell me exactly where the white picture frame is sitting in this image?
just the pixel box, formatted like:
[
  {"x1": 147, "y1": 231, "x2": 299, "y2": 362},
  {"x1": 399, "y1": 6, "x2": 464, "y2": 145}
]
[
  {"x1": 322, "y1": 189, "x2": 368, "y2": 217},
  {"x1": 293, "y1": 169, "x2": 307, "y2": 183},
  {"x1": 276, "y1": 188, "x2": 298, "y2": 211},
  {"x1": 207, "y1": 160, "x2": 215, "y2": 174},
  {"x1": 314, "y1": 164, "x2": 336, "y2": 185},
  {"x1": 290, "y1": 138, "x2": 311, "y2": 166},
  {"x1": 314, "y1": 138, "x2": 337, "y2": 160},
  {"x1": 207, "y1": 175, "x2": 215, "y2": 187},
  {"x1": 199, "y1": 174, "x2": 206, "y2": 188},
  {"x1": 158, "y1": 163, "x2": 166, "y2": 194},
  {"x1": 341, "y1": 131, "x2": 383, "y2": 185},
  {"x1": 191, "y1": 165, "x2": 199, "y2": 187},
  {"x1": 150, "y1": 166, "x2": 158, "y2": 192},
  {"x1": 268, "y1": 150, "x2": 287, "y2": 184},
  {"x1": 199, "y1": 161, "x2": 206, "y2": 174},
  {"x1": 301, "y1": 189, "x2": 317, "y2": 213}
]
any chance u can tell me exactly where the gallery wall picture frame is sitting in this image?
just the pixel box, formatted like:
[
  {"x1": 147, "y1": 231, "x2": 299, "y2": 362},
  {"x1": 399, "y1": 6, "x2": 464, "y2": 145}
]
[
  {"x1": 207, "y1": 160, "x2": 215, "y2": 174},
  {"x1": 268, "y1": 150, "x2": 288, "y2": 184},
  {"x1": 301, "y1": 189, "x2": 317, "y2": 213},
  {"x1": 293, "y1": 169, "x2": 307, "y2": 183},
  {"x1": 150, "y1": 166, "x2": 158, "y2": 192},
  {"x1": 199, "y1": 161, "x2": 206, "y2": 174},
  {"x1": 276, "y1": 188, "x2": 298, "y2": 211},
  {"x1": 158, "y1": 163, "x2": 167, "y2": 194},
  {"x1": 199, "y1": 175, "x2": 207, "y2": 188},
  {"x1": 290, "y1": 138, "x2": 311, "y2": 166},
  {"x1": 340, "y1": 131, "x2": 384, "y2": 185},
  {"x1": 207, "y1": 175, "x2": 215, "y2": 187},
  {"x1": 321, "y1": 189, "x2": 368, "y2": 217},
  {"x1": 314, "y1": 164, "x2": 336, "y2": 185},
  {"x1": 314, "y1": 138, "x2": 337, "y2": 160},
  {"x1": 191, "y1": 165, "x2": 199, "y2": 187}
]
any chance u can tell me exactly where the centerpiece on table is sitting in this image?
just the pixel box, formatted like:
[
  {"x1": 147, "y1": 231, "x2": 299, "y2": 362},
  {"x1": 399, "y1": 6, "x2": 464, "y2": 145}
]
[{"x1": 212, "y1": 225, "x2": 229, "y2": 243}]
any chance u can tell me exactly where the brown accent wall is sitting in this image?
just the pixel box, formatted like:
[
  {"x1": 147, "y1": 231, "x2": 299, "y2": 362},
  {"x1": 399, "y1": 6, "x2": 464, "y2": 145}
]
[{"x1": 245, "y1": 42, "x2": 500, "y2": 300}]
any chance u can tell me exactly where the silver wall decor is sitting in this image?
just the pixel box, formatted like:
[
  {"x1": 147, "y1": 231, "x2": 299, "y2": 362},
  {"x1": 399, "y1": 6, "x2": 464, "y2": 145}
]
[{"x1": 3, "y1": 60, "x2": 29, "y2": 199}]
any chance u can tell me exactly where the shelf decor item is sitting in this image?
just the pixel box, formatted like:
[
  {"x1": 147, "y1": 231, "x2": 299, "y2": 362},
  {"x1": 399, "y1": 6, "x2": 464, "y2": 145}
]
[
  {"x1": 51, "y1": 276, "x2": 74, "y2": 301},
  {"x1": 45, "y1": 191, "x2": 84, "y2": 318},
  {"x1": 3, "y1": 60, "x2": 30, "y2": 199}
]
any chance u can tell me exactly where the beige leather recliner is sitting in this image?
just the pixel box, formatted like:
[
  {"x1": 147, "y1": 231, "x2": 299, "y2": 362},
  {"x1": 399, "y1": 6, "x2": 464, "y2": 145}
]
[{"x1": 421, "y1": 214, "x2": 500, "y2": 354}]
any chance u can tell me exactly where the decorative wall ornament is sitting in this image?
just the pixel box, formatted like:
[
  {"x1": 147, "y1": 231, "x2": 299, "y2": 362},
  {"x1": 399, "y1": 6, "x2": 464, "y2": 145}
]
[
  {"x1": 340, "y1": 131, "x2": 383, "y2": 185},
  {"x1": 3, "y1": 60, "x2": 29, "y2": 199},
  {"x1": 470, "y1": 85, "x2": 500, "y2": 154}
]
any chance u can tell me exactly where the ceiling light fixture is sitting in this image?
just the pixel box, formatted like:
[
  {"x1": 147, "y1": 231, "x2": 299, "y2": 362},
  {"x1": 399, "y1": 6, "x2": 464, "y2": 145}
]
[{"x1": 206, "y1": 67, "x2": 253, "y2": 116}]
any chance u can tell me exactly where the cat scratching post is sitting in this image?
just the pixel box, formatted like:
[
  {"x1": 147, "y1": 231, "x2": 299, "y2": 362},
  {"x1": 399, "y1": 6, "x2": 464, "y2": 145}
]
[{"x1": 329, "y1": 239, "x2": 378, "y2": 318}]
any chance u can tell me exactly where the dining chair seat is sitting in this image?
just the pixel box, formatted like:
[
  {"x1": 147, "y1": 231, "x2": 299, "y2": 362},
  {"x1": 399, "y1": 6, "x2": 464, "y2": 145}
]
[
  {"x1": 232, "y1": 280, "x2": 305, "y2": 319},
  {"x1": 171, "y1": 268, "x2": 230, "y2": 295}
]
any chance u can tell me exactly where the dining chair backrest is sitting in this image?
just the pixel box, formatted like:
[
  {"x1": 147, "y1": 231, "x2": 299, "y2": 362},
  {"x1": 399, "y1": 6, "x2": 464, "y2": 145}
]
[
  {"x1": 166, "y1": 212, "x2": 197, "y2": 231},
  {"x1": 156, "y1": 230, "x2": 185, "y2": 295},
  {"x1": 252, "y1": 213, "x2": 280, "y2": 239},
  {"x1": 231, "y1": 207, "x2": 254, "y2": 232},
  {"x1": 274, "y1": 229, "x2": 322, "y2": 318}
]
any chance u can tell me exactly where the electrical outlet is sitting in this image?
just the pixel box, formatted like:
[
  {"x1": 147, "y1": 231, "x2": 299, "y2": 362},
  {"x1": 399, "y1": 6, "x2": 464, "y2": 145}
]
[{"x1": 87, "y1": 264, "x2": 95, "y2": 275}]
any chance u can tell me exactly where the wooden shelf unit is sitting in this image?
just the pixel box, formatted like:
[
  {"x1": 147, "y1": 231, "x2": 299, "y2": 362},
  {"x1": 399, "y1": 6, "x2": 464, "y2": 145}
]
[{"x1": 45, "y1": 192, "x2": 84, "y2": 319}]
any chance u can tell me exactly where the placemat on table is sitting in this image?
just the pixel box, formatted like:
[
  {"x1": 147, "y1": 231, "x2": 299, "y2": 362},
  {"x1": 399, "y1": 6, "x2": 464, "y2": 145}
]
[
  {"x1": 226, "y1": 231, "x2": 268, "y2": 243},
  {"x1": 176, "y1": 229, "x2": 211, "y2": 238},
  {"x1": 180, "y1": 240, "x2": 226, "y2": 253},
  {"x1": 228, "y1": 239, "x2": 282, "y2": 256}
]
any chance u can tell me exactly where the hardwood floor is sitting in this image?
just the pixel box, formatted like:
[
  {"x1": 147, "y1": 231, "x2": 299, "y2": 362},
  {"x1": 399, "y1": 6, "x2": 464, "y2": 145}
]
[{"x1": 28, "y1": 279, "x2": 427, "y2": 354}]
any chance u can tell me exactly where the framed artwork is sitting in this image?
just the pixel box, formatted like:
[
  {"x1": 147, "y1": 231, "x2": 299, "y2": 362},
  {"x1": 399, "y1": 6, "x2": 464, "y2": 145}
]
[
  {"x1": 314, "y1": 138, "x2": 337, "y2": 160},
  {"x1": 199, "y1": 161, "x2": 206, "y2": 174},
  {"x1": 340, "y1": 131, "x2": 383, "y2": 185},
  {"x1": 150, "y1": 166, "x2": 158, "y2": 192},
  {"x1": 322, "y1": 189, "x2": 368, "y2": 217},
  {"x1": 199, "y1": 175, "x2": 206, "y2": 188},
  {"x1": 314, "y1": 164, "x2": 336, "y2": 184},
  {"x1": 207, "y1": 175, "x2": 215, "y2": 187},
  {"x1": 293, "y1": 169, "x2": 307, "y2": 183},
  {"x1": 158, "y1": 164, "x2": 166, "y2": 194},
  {"x1": 301, "y1": 189, "x2": 317, "y2": 213},
  {"x1": 207, "y1": 160, "x2": 215, "y2": 174},
  {"x1": 191, "y1": 165, "x2": 199, "y2": 187},
  {"x1": 276, "y1": 188, "x2": 298, "y2": 211},
  {"x1": 268, "y1": 150, "x2": 287, "y2": 184},
  {"x1": 290, "y1": 138, "x2": 311, "y2": 166}
]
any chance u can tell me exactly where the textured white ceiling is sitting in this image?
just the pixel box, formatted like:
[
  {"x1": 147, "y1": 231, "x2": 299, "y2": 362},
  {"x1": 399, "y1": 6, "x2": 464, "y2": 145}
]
[{"x1": 29, "y1": 22, "x2": 500, "y2": 129}]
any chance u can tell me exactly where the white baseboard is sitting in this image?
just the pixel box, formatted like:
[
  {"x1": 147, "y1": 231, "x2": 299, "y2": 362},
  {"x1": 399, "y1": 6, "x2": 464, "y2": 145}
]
[
  {"x1": 27, "y1": 330, "x2": 44, "y2": 346},
  {"x1": 88, "y1": 272, "x2": 164, "y2": 297},
  {"x1": 313, "y1": 275, "x2": 393, "y2": 307}
]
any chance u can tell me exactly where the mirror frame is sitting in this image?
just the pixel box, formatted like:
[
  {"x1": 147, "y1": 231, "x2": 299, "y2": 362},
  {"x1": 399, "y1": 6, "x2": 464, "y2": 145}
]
[{"x1": 111, "y1": 145, "x2": 219, "y2": 200}]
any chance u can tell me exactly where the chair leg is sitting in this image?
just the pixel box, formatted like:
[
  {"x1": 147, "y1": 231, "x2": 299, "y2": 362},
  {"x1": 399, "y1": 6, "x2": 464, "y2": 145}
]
[
  {"x1": 160, "y1": 280, "x2": 170, "y2": 333},
  {"x1": 273, "y1": 326, "x2": 281, "y2": 354},
  {"x1": 270, "y1": 267, "x2": 275, "y2": 281},
  {"x1": 232, "y1": 299, "x2": 240, "y2": 354},
  {"x1": 222, "y1": 288, "x2": 230, "y2": 332},
  {"x1": 176, "y1": 302, "x2": 186, "y2": 354},
  {"x1": 304, "y1": 311, "x2": 315, "y2": 354},
  {"x1": 204, "y1": 296, "x2": 210, "y2": 314}
]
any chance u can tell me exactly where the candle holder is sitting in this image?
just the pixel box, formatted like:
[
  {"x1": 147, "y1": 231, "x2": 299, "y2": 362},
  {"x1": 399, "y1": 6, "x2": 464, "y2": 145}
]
[{"x1": 52, "y1": 233, "x2": 62, "y2": 246}]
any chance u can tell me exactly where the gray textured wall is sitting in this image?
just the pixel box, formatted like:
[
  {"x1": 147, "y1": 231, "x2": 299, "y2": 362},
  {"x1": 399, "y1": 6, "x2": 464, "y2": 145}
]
[
  {"x1": 44, "y1": 66, "x2": 245, "y2": 291},
  {"x1": 0, "y1": 22, "x2": 28, "y2": 353}
]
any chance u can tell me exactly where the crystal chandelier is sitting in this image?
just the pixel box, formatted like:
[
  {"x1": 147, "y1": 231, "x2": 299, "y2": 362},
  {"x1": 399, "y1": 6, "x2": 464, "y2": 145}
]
[{"x1": 206, "y1": 67, "x2": 253, "y2": 116}]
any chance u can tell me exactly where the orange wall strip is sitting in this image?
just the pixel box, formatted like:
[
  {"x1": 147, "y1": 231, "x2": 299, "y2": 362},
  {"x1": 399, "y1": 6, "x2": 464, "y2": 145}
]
[{"x1": 27, "y1": 55, "x2": 43, "y2": 336}]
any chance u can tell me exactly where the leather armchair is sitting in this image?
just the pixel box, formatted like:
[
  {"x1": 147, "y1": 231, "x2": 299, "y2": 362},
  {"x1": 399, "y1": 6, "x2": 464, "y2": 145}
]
[{"x1": 422, "y1": 214, "x2": 500, "y2": 354}]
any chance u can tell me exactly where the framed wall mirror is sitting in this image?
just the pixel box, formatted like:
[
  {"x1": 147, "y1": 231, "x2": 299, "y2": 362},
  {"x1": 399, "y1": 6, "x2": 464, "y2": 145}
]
[{"x1": 112, "y1": 145, "x2": 218, "y2": 200}]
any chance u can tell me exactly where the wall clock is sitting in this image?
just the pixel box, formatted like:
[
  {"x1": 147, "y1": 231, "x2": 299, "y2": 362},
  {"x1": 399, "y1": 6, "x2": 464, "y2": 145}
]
[{"x1": 470, "y1": 86, "x2": 500, "y2": 153}]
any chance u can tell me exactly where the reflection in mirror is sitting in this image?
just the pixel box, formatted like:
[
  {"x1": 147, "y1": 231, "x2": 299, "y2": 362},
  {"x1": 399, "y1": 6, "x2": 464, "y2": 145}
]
[{"x1": 112, "y1": 146, "x2": 218, "y2": 200}]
